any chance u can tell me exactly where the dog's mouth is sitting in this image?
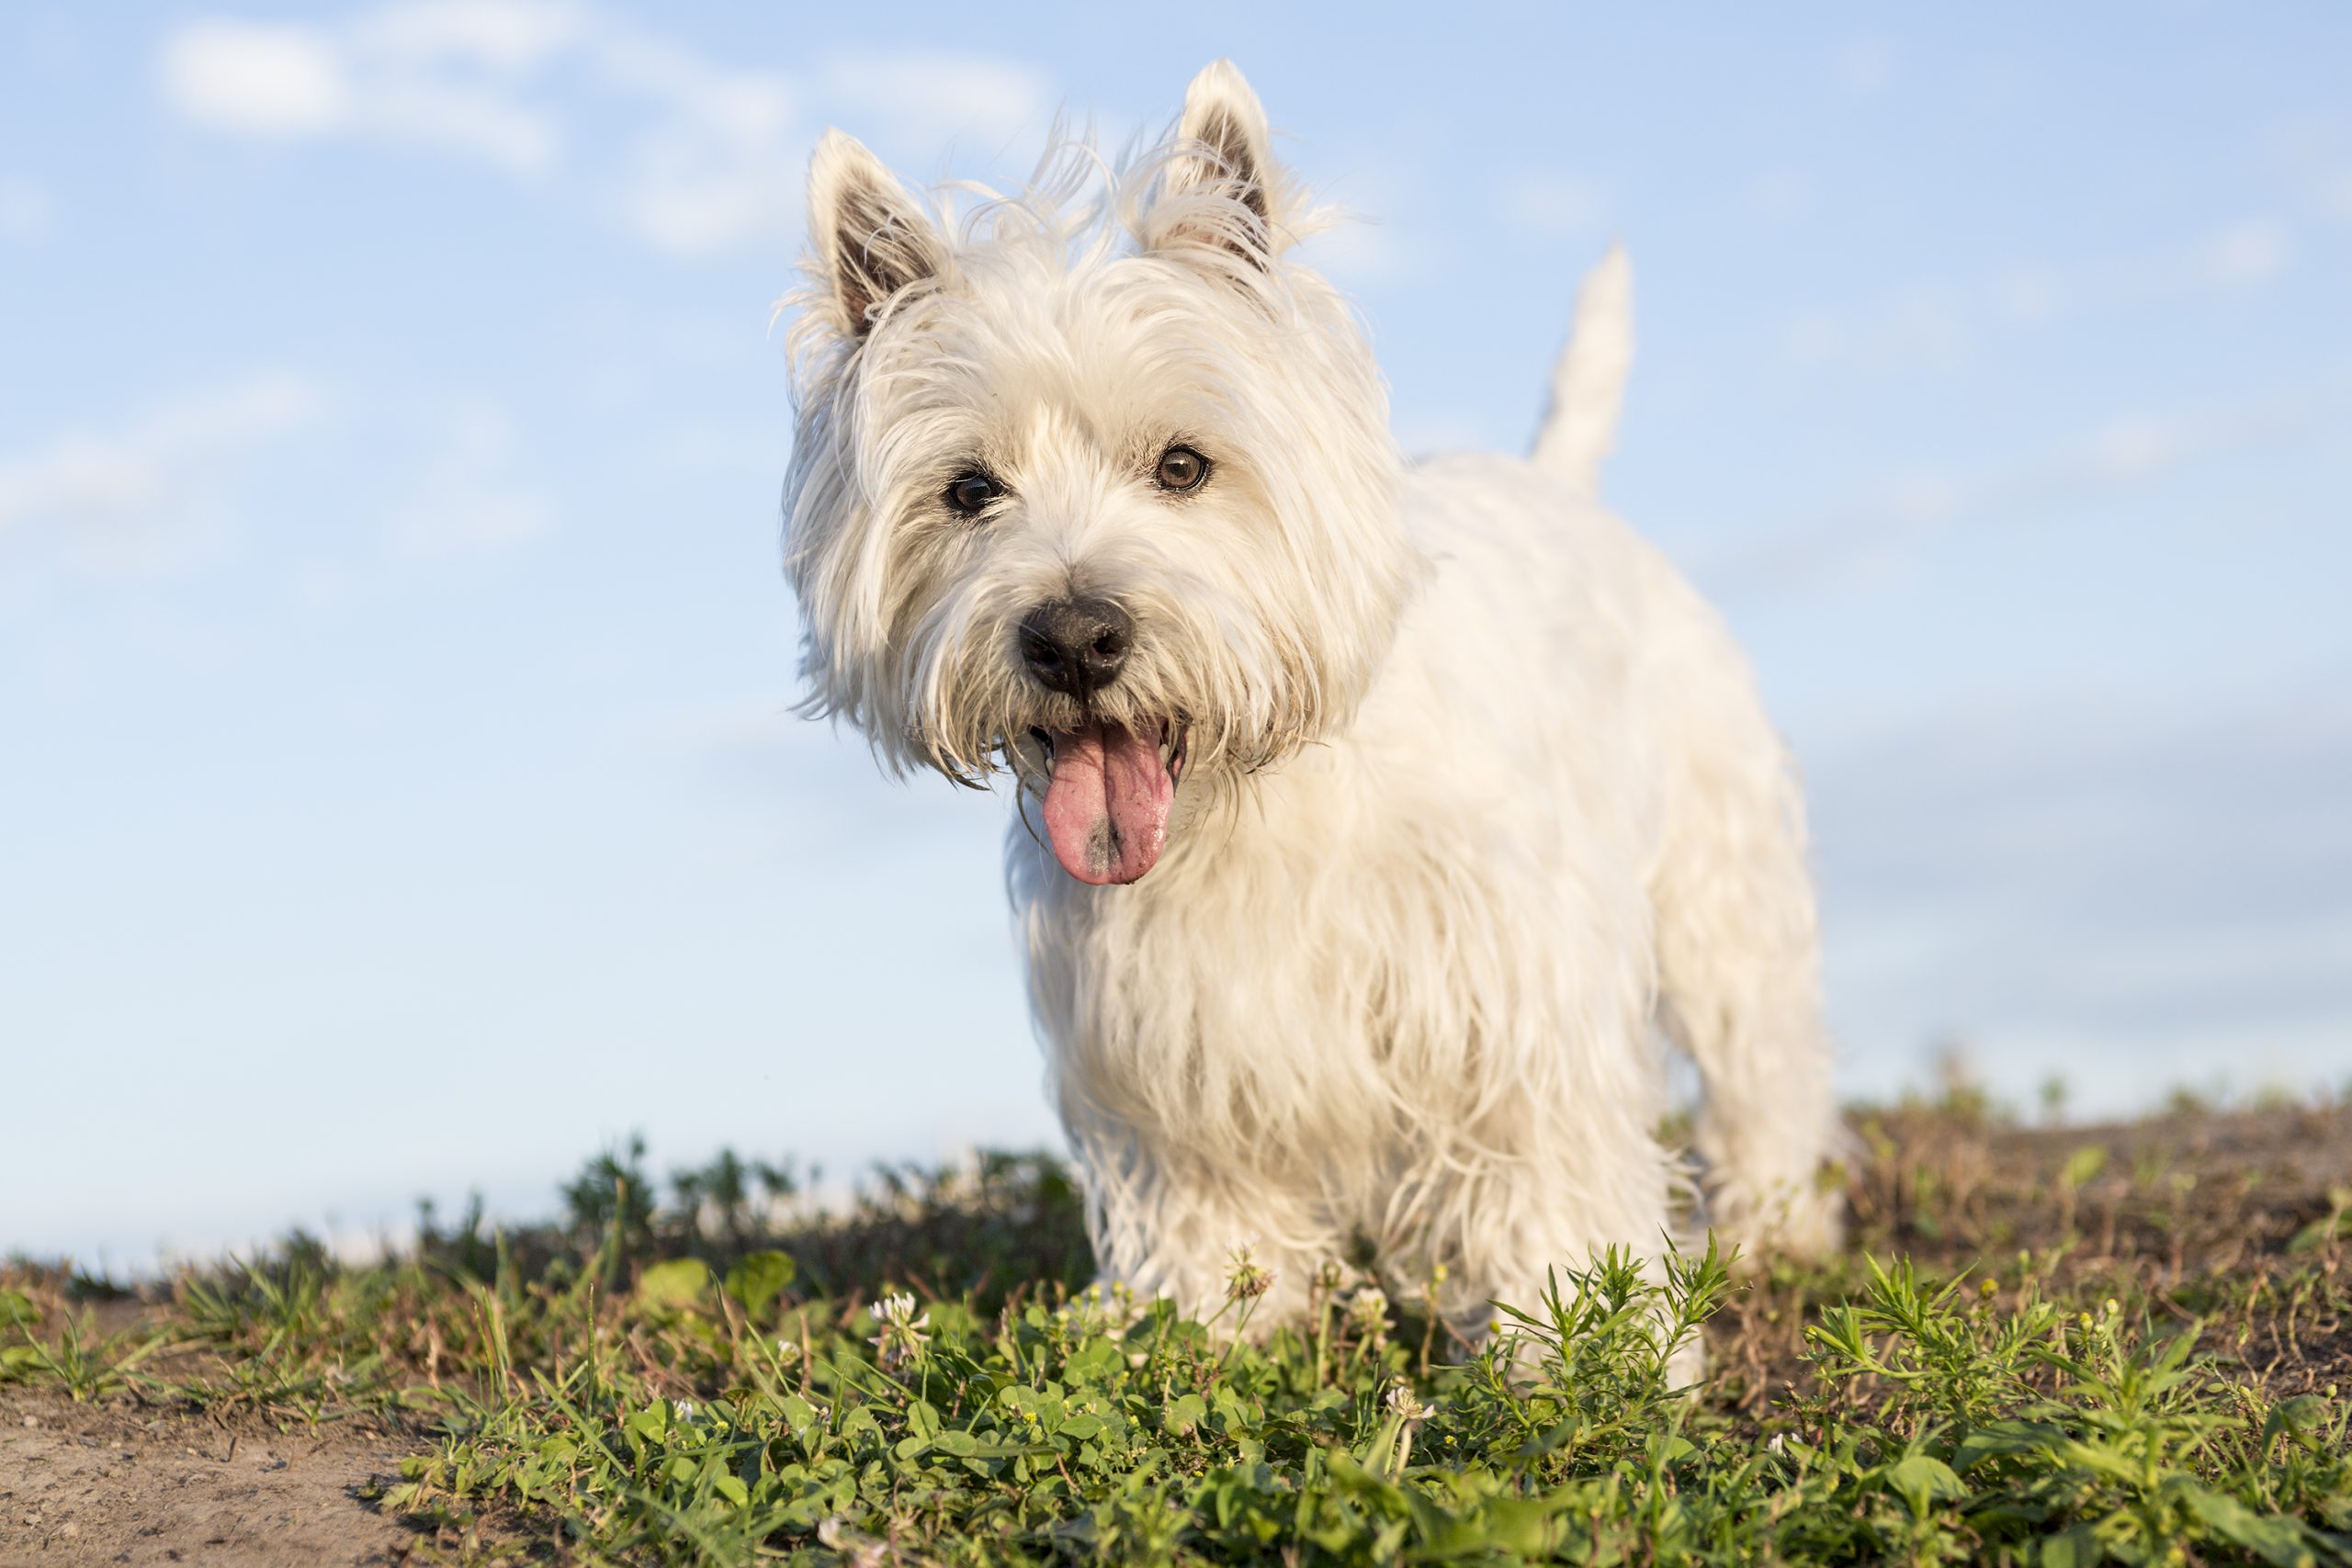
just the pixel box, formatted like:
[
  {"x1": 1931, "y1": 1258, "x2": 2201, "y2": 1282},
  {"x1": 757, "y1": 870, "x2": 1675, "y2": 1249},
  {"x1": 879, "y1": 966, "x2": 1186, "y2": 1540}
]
[{"x1": 1027, "y1": 720, "x2": 1184, "y2": 886}]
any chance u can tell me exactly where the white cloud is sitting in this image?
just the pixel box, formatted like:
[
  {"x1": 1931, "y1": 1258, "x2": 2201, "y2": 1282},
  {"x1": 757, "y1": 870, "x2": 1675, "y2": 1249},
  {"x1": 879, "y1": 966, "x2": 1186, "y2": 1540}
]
[
  {"x1": 1289, "y1": 158, "x2": 1432, "y2": 287},
  {"x1": 0, "y1": 174, "x2": 51, "y2": 240},
  {"x1": 1296, "y1": 216, "x2": 1414, "y2": 288},
  {"x1": 820, "y1": 53, "x2": 1051, "y2": 152},
  {"x1": 1499, "y1": 171, "x2": 1606, "y2": 237},
  {"x1": 2052, "y1": 214, "x2": 2299, "y2": 305},
  {"x1": 648, "y1": 421, "x2": 785, "y2": 478},
  {"x1": 1990, "y1": 265, "x2": 2063, "y2": 323},
  {"x1": 2320, "y1": 171, "x2": 2352, "y2": 222},
  {"x1": 568, "y1": 21, "x2": 799, "y2": 253},
  {"x1": 383, "y1": 400, "x2": 553, "y2": 558},
  {"x1": 1832, "y1": 37, "x2": 1896, "y2": 98},
  {"x1": 2258, "y1": 111, "x2": 2352, "y2": 225},
  {"x1": 156, "y1": 4, "x2": 1053, "y2": 255},
  {"x1": 0, "y1": 376, "x2": 548, "y2": 577},
  {"x1": 1785, "y1": 216, "x2": 2302, "y2": 375},
  {"x1": 1700, "y1": 387, "x2": 2322, "y2": 595},
  {"x1": 160, "y1": 11, "x2": 561, "y2": 175},
  {"x1": 162, "y1": 20, "x2": 349, "y2": 135},
  {"x1": 1784, "y1": 284, "x2": 1969, "y2": 376},
  {"x1": 351, "y1": 0, "x2": 586, "y2": 72},
  {"x1": 368, "y1": 75, "x2": 564, "y2": 173},
  {"x1": 0, "y1": 371, "x2": 326, "y2": 574},
  {"x1": 2191, "y1": 218, "x2": 2293, "y2": 288},
  {"x1": 605, "y1": 85, "x2": 795, "y2": 254}
]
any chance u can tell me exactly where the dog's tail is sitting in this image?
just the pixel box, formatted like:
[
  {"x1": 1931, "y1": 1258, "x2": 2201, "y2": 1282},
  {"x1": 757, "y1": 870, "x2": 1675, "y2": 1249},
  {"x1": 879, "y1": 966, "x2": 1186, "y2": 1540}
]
[{"x1": 1529, "y1": 243, "x2": 1633, "y2": 499}]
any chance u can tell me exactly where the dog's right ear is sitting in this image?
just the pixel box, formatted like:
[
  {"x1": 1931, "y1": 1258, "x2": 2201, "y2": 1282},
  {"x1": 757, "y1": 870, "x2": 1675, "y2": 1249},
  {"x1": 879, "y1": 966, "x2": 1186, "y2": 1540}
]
[
  {"x1": 807, "y1": 130, "x2": 947, "y2": 341},
  {"x1": 1143, "y1": 60, "x2": 1294, "y2": 265}
]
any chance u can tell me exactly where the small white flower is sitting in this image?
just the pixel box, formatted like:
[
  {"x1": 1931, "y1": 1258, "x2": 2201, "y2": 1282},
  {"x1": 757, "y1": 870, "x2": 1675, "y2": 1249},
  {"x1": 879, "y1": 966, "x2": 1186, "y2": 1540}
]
[
  {"x1": 869, "y1": 1291, "x2": 933, "y2": 1371},
  {"x1": 1384, "y1": 1382, "x2": 1432, "y2": 1426},
  {"x1": 675, "y1": 1400, "x2": 697, "y2": 1421},
  {"x1": 1383, "y1": 1382, "x2": 1433, "y2": 1472},
  {"x1": 1225, "y1": 1235, "x2": 1275, "y2": 1302}
]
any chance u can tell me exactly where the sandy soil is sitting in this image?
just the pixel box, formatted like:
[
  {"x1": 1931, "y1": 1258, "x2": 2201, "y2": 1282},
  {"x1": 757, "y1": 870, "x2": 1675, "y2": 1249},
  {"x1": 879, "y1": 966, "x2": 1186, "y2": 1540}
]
[{"x1": 0, "y1": 1391, "x2": 420, "y2": 1568}]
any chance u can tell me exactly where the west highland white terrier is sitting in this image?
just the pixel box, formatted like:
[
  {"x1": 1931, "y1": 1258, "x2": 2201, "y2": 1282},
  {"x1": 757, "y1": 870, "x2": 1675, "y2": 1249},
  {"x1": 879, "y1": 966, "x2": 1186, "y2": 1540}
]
[{"x1": 779, "y1": 62, "x2": 1842, "y2": 1341}]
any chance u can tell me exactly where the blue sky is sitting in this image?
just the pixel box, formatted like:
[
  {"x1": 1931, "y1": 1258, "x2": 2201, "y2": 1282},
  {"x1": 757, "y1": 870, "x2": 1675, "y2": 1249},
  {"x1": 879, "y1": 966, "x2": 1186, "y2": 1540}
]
[{"x1": 3, "y1": 2, "x2": 2347, "y2": 1263}]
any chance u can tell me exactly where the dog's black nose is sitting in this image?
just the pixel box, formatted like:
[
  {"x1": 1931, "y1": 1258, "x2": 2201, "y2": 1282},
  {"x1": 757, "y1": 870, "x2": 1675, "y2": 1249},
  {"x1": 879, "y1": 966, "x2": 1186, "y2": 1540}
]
[{"x1": 1019, "y1": 597, "x2": 1134, "y2": 699}]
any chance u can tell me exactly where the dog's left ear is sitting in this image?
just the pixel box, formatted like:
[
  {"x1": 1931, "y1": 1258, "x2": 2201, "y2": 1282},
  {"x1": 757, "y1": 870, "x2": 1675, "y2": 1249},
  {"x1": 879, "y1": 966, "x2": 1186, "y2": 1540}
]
[
  {"x1": 1143, "y1": 60, "x2": 1294, "y2": 264},
  {"x1": 806, "y1": 130, "x2": 948, "y2": 341}
]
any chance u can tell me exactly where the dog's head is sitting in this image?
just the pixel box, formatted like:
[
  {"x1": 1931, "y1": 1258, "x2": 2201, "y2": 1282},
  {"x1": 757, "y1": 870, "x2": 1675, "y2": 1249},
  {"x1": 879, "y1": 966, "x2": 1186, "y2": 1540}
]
[{"x1": 782, "y1": 61, "x2": 1420, "y2": 886}]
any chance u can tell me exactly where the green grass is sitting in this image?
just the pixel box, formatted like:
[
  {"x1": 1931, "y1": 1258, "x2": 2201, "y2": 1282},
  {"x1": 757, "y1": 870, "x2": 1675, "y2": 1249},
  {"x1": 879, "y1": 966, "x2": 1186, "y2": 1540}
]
[{"x1": 6, "y1": 1095, "x2": 2350, "y2": 1564}]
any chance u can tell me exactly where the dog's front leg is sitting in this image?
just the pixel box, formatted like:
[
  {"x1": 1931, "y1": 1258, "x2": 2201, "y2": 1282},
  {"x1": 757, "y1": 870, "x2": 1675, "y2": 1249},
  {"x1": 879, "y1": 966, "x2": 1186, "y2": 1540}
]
[
  {"x1": 1382, "y1": 1109, "x2": 1691, "y2": 1379},
  {"x1": 1066, "y1": 1122, "x2": 1332, "y2": 1333}
]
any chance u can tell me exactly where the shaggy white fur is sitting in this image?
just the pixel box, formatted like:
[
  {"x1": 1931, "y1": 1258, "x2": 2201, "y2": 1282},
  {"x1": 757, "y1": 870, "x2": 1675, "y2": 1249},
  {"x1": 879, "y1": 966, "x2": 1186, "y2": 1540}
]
[{"x1": 780, "y1": 61, "x2": 1842, "y2": 1339}]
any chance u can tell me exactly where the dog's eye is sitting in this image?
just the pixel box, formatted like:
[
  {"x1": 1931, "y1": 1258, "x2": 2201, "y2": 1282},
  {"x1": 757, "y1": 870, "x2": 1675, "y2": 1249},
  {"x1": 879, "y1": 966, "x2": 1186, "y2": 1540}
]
[
  {"x1": 1154, "y1": 446, "x2": 1210, "y2": 493},
  {"x1": 944, "y1": 470, "x2": 1002, "y2": 515}
]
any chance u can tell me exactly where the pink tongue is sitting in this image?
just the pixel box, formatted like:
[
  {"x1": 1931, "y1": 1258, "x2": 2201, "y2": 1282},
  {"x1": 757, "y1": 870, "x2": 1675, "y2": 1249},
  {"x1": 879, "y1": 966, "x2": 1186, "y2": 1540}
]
[{"x1": 1041, "y1": 721, "x2": 1174, "y2": 885}]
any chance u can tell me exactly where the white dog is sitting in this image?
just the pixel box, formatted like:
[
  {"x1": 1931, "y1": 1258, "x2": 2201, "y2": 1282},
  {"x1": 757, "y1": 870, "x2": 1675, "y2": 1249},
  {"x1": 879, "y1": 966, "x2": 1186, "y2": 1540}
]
[{"x1": 780, "y1": 62, "x2": 1841, "y2": 1337}]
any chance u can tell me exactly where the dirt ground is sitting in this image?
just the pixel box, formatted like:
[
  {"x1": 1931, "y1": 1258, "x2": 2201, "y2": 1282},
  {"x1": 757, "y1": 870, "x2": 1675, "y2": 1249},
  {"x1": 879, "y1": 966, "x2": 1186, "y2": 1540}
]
[{"x1": 0, "y1": 1391, "x2": 419, "y2": 1568}]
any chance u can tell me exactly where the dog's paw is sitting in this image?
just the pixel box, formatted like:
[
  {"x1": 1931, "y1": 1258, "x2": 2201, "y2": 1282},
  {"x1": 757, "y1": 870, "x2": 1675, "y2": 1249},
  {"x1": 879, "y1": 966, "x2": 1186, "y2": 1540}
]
[{"x1": 1709, "y1": 1168, "x2": 1848, "y2": 1269}]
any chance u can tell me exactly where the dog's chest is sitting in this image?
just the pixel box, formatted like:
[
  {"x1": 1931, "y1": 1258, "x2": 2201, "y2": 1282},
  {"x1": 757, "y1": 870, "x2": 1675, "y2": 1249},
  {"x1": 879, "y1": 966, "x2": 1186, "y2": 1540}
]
[{"x1": 1014, "y1": 752, "x2": 1640, "y2": 1158}]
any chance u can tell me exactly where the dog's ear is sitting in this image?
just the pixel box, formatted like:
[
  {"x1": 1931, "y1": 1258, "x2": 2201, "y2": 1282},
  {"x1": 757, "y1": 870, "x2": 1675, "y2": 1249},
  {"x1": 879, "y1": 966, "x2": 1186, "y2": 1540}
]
[
  {"x1": 806, "y1": 130, "x2": 947, "y2": 340},
  {"x1": 1145, "y1": 60, "x2": 1292, "y2": 264}
]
